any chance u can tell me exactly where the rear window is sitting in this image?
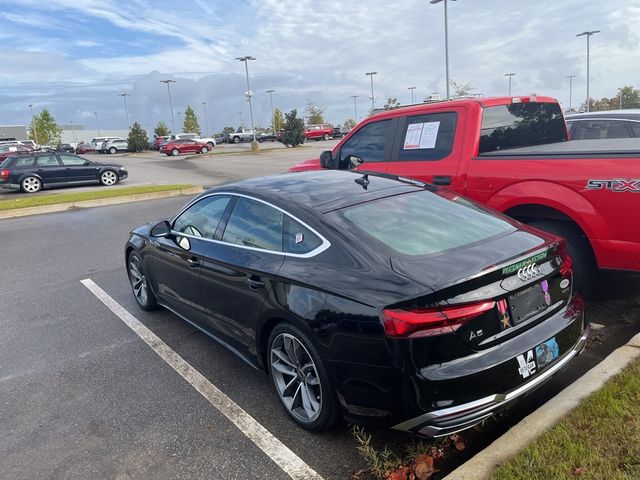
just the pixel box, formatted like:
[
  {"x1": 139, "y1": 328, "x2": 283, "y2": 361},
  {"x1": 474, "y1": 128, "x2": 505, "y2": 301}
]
[
  {"x1": 479, "y1": 102, "x2": 567, "y2": 154},
  {"x1": 341, "y1": 191, "x2": 515, "y2": 256}
]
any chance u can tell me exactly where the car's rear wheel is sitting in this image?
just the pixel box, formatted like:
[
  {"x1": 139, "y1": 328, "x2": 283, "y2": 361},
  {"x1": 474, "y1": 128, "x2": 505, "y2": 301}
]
[
  {"x1": 109, "y1": 147, "x2": 117, "y2": 154},
  {"x1": 200, "y1": 146, "x2": 208, "y2": 154},
  {"x1": 233, "y1": 136, "x2": 240, "y2": 143},
  {"x1": 100, "y1": 170, "x2": 118, "y2": 186},
  {"x1": 529, "y1": 220, "x2": 596, "y2": 297},
  {"x1": 207, "y1": 142, "x2": 214, "y2": 149},
  {"x1": 127, "y1": 251, "x2": 157, "y2": 311},
  {"x1": 20, "y1": 176, "x2": 42, "y2": 193},
  {"x1": 268, "y1": 324, "x2": 339, "y2": 431},
  {"x1": 171, "y1": 148, "x2": 179, "y2": 156},
  {"x1": 323, "y1": 133, "x2": 330, "y2": 141}
]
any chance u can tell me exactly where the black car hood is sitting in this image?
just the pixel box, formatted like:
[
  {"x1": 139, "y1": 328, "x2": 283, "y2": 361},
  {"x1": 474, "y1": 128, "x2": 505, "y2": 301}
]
[{"x1": 390, "y1": 229, "x2": 548, "y2": 292}]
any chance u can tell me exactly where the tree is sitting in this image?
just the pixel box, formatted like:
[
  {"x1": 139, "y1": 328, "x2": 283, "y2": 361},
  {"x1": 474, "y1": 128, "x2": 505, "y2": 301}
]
[
  {"x1": 222, "y1": 126, "x2": 235, "y2": 135},
  {"x1": 182, "y1": 105, "x2": 201, "y2": 135},
  {"x1": 127, "y1": 122, "x2": 148, "y2": 152},
  {"x1": 29, "y1": 108, "x2": 61, "y2": 145},
  {"x1": 154, "y1": 121, "x2": 170, "y2": 137},
  {"x1": 282, "y1": 109, "x2": 306, "y2": 147},
  {"x1": 384, "y1": 97, "x2": 400, "y2": 110},
  {"x1": 582, "y1": 86, "x2": 640, "y2": 111},
  {"x1": 305, "y1": 101, "x2": 326, "y2": 124},
  {"x1": 272, "y1": 108, "x2": 285, "y2": 132},
  {"x1": 344, "y1": 118, "x2": 357, "y2": 128}
]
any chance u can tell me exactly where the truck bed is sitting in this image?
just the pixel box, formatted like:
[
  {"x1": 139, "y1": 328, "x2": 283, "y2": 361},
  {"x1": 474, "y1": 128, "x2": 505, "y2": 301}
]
[{"x1": 480, "y1": 138, "x2": 640, "y2": 157}]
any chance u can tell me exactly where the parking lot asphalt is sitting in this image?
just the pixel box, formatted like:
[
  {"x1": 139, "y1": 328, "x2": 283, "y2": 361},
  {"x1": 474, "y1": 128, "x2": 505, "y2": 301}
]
[{"x1": 2, "y1": 145, "x2": 640, "y2": 479}]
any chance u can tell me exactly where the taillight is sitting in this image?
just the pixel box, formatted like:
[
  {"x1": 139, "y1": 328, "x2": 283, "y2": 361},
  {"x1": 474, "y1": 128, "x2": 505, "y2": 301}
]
[
  {"x1": 381, "y1": 301, "x2": 495, "y2": 338},
  {"x1": 557, "y1": 243, "x2": 573, "y2": 277},
  {"x1": 0, "y1": 169, "x2": 9, "y2": 179}
]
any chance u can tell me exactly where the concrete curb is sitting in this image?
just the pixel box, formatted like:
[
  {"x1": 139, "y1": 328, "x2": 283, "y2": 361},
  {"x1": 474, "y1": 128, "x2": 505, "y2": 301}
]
[
  {"x1": 0, "y1": 186, "x2": 203, "y2": 220},
  {"x1": 443, "y1": 330, "x2": 640, "y2": 480}
]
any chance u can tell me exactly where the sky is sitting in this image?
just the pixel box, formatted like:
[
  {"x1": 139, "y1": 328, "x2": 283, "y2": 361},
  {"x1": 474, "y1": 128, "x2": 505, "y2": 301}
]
[{"x1": 0, "y1": 0, "x2": 639, "y2": 134}]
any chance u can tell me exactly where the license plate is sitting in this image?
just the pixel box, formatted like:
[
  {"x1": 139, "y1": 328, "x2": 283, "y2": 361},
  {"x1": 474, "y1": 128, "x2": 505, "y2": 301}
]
[{"x1": 508, "y1": 281, "x2": 551, "y2": 325}]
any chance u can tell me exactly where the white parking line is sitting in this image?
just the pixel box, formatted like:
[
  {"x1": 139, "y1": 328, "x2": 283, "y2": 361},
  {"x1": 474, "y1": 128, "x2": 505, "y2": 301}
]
[{"x1": 81, "y1": 278, "x2": 324, "y2": 480}]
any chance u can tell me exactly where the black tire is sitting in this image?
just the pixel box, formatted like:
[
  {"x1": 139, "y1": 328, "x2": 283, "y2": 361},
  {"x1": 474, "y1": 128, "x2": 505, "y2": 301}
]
[
  {"x1": 109, "y1": 147, "x2": 117, "y2": 154},
  {"x1": 20, "y1": 176, "x2": 42, "y2": 193},
  {"x1": 267, "y1": 323, "x2": 339, "y2": 431},
  {"x1": 127, "y1": 251, "x2": 158, "y2": 311},
  {"x1": 529, "y1": 220, "x2": 596, "y2": 298},
  {"x1": 233, "y1": 136, "x2": 240, "y2": 144},
  {"x1": 322, "y1": 133, "x2": 330, "y2": 141},
  {"x1": 207, "y1": 142, "x2": 214, "y2": 149}
]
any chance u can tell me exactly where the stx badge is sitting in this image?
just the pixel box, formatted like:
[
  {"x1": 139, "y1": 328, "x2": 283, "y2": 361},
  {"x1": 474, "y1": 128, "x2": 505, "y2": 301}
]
[
  {"x1": 586, "y1": 179, "x2": 640, "y2": 192},
  {"x1": 516, "y1": 350, "x2": 537, "y2": 379}
]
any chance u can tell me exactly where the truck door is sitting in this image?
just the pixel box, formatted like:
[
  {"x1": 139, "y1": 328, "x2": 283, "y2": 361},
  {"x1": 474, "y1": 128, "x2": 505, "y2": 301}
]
[
  {"x1": 384, "y1": 109, "x2": 465, "y2": 190},
  {"x1": 334, "y1": 118, "x2": 397, "y2": 174}
]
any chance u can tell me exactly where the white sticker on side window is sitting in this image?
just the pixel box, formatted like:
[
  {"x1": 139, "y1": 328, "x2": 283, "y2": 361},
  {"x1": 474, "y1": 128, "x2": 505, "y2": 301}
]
[{"x1": 403, "y1": 121, "x2": 440, "y2": 150}]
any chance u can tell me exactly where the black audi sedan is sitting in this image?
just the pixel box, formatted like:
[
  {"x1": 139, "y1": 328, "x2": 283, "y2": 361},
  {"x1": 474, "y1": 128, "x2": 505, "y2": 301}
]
[
  {"x1": 125, "y1": 170, "x2": 588, "y2": 436},
  {"x1": 0, "y1": 152, "x2": 127, "y2": 193}
]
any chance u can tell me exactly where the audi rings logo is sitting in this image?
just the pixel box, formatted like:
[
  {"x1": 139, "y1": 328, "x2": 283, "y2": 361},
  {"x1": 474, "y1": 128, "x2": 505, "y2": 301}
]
[{"x1": 518, "y1": 263, "x2": 541, "y2": 281}]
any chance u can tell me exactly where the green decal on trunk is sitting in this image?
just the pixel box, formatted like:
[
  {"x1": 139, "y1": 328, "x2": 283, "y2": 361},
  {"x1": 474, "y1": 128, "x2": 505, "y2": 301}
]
[{"x1": 502, "y1": 251, "x2": 548, "y2": 275}]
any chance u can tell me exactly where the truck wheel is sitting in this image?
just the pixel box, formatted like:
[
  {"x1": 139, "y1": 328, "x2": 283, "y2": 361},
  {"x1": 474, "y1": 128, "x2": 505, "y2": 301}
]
[
  {"x1": 529, "y1": 220, "x2": 596, "y2": 298},
  {"x1": 233, "y1": 137, "x2": 240, "y2": 143},
  {"x1": 323, "y1": 133, "x2": 330, "y2": 141}
]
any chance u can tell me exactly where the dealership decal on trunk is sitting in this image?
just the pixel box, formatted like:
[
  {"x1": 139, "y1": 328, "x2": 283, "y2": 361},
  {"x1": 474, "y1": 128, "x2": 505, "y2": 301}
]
[
  {"x1": 516, "y1": 350, "x2": 537, "y2": 379},
  {"x1": 502, "y1": 252, "x2": 548, "y2": 275}
]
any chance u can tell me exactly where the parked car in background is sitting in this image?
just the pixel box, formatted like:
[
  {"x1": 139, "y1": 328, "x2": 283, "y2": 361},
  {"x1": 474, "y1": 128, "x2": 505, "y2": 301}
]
[
  {"x1": 160, "y1": 139, "x2": 211, "y2": 156},
  {"x1": 18, "y1": 140, "x2": 37, "y2": 150},
  {"x1": 0, "y1": 144, "x2": 31, "y2": 162},
  {"x1": 102, "y1": 139, "x2": 130, "y2": 154},
  {"x1": 290, "y1": 96, "x2": 640, "y2": 297},
  {"x1": 152, "y1": 136, "x2": 171, "y2": 150},
  {"x1": 125, "y1": 170, "x2": 588, "y2": 435},
  {"x1": 305, "y1": 124, "x2": 334, "y2": 141},
  {"x1": 0, "y1": 152, "x2": 127, "y2": 193},
  {"x1": 566, "y1": 110, "x2": 640, "y2": 140},
  {"x1": 167, "y1": 133, "x2": 216, "y2": 149},
  {"x1": 257, "y1": 133, "x2": 278, "y2": 143},
  {"x1": 56, "y1": 143, "x2": 75, "y2": 153},
  {"x1": 75, "y1": 143, "x2": 94, "y2": 154},
  {"x1": 332, "y1": 126, "x2": 351, "y2": 138},
  {"x1": 227, "y1": 128, "x2": 255, "y2": 143},
  {"x1": 91, "y1": 137, "x2": 123, "y2": 151}
]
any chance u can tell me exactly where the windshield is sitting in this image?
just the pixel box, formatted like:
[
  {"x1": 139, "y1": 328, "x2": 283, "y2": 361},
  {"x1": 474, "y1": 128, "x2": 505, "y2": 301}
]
[
  {"x1": 479, "y1": 102, "x2": 567, "y2": 154},
  {"x1": 340, "y1": 190, "x2": 516, "y2": 256}
]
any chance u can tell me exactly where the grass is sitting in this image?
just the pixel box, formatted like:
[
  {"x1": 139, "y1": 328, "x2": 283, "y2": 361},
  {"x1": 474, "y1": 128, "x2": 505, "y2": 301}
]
[
  {"x1": 0, "y1": 184, "x2": 196, "y2": 211},
  {"x1": 490, "y1": 357, "x2": 640, "y2": 480}
]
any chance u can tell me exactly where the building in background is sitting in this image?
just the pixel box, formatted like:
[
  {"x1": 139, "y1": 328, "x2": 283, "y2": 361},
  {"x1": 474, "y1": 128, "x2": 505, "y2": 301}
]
[{"x1": 0, "y1": 125, "x2": 28, "y2": 141}]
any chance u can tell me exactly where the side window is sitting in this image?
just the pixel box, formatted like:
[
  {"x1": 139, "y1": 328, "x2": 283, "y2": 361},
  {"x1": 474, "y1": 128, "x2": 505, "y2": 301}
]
[
  {"x1": 222, "y1": 197, "x2": 284, "y2": 252},
  {"x1": 173, "y1": 195, "x2": 231, "y2": 239},
  {"x1": 14, "y1": 156, "x2": 35, "y2": 167},
  {"x1": 35, "y1": 155, "x2": 60, "y2": 166},
  {"x1": 631, "y1": 122, "x2": 640, "y2": 137},
  {"x1": 339, "y1": 119, "x2": 393, "y2": 166},
  {"x1": 58, "y1": 154, "x2": 85, "y2": 166},
  {"x1": 396, "y1": 112, "x2": 457, "y2": 161},
  {"x1": 603, "y1": 120, "x2": 631, "y2": 139},
  {"x1": 284, "y1": 216, "x2": 323, "y2": 254}
]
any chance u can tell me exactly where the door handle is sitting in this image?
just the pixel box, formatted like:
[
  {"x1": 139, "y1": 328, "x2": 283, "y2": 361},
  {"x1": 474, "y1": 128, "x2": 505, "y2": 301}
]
[
  {"x1": 247, "y1": 276, "x2": 265, "y2": 289},
  {"x1": 432, "y1": 175, "x2": 452, "y2": 186},
  {"x1": 187, "y1": 257, "x2": 201, "y2": 268}
]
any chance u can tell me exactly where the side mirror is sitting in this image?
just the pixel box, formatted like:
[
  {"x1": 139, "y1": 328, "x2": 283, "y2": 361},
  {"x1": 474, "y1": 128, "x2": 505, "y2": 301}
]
[
  {"x1": 150, "y1": 220, "x2": 171, "y2": 237},
  {"x1": 84, "y1": 160, "x2": 92, "y2": 166},
  {"x1": 320, "y1": 151, "x2": 334, "y2": 169}
]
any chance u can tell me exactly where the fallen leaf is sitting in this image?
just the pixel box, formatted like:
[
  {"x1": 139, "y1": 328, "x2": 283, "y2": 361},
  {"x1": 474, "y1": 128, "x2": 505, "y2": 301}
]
[
  {"x1": 571, "y1": 466, "x2": 587, "y2": 476},
  {"x1": 449, "y1": 433, "x2": 460, "y2": 443},
  {"x1": 414, "y1": 455, "x2": 438, "y2": 480},
  {"x1": 387, "y1": 467, "x2": 410, "y2": 480},
  {"x1": 454, "y1": 441, "x2": 466, "y2": 451}
]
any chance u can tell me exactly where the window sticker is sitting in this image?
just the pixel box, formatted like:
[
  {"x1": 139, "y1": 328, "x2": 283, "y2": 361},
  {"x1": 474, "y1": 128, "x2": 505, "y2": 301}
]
[{"x1": 403, "y1": 121, "x2": 441, "y2": 150}]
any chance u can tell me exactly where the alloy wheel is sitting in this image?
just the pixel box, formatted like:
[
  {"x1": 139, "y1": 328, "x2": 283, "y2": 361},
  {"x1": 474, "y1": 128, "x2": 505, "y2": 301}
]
[
  {"x1": 100, "y1": 170, "x2": 117, "y2": 185},
  {"x1": 128, "y1": 255, "x2": 148, "y2": 307},
  {"x1": 270, "y1": 333, "x2": 322, "y2": 423},
  {"x1": 21, "y1": 176, "x2": 42, "y2": 193}
]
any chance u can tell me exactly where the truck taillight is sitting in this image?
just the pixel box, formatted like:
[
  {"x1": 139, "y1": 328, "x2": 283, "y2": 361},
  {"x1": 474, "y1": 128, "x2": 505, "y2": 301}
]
[
  {"x1": 381, "y1": 301, "x2": 495, "y2": 338},
  {"x1": 0, "y1": 169, "x2": 9, "y2": 179}
]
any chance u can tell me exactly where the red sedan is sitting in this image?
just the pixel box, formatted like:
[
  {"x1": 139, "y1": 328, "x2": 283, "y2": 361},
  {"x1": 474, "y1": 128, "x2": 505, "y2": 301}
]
[
  {"x1": 0, "y1": 144, "x2": 31, "y2": 162},
  {"x1": 161, "y1": 139, "x2": 210, "y2": 156}
]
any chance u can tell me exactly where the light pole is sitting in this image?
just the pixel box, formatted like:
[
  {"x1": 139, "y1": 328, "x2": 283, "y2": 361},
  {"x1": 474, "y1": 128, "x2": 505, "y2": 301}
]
[
  {"x1": 118, "y1": 93, "x2": 130, "y2": 129},
  {"x1": 430, "y1": 0, "x2": 457, "y2": 100},
  {"x1": 94, "y1": 111, "x2": 101, "y2": 136},
  {"x1": 28, "y1": 104, "x2": 38, "y2": 144},
  {"x1": 365, "y1": 72, "x2": 377, "y2": 112},
  {"x1": 565, "y1": 75, "x2": 576, "y2": 112},
  {"x1": 70, "y1": 120, "x2": 77, "y2": 145},
  {"x1": 176, "y1": 111, "x2": 182, "y2": 130},
  {"x1": 266, "y1": 89, "x2": 275, "y2": 134},
  {"x1": 235, "y1": 56, "x2": 258, "y2": 147},
  {"x1": 619, "y1": 88, "x2": 623, "y2": 110},
  {"x1": 408, "y1": 86, "x2": 416, "y2": 104},
  {"x1": 160, "y1": 80, "x2": 176, "y2": 133},
  {"x1": 201, "y1": 101, "x2": 209, "y2": 135},
  {"x1": 351, "y1": 95, "x2": 359, "y2": 121},
  {"x1": 504, "y1": 73, "x2": 516, "y2": 96},
  {"x1": 576, "y1": 30, "x2": 600, "y2": 112}
]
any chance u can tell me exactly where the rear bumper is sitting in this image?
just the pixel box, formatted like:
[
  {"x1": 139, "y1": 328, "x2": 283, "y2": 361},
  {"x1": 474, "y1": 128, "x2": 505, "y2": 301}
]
[{"x1": 392, "y1": 324, "x2": 590, "y2": 437}]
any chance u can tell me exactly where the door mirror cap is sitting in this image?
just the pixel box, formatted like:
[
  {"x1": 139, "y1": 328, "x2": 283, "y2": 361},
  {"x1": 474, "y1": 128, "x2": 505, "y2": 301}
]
[
  {"x1": 320, "y1": 150, "x2": 335, "y2": 169},
  {"x1": 150, "y1": 220, "x2": 171, "y2": 237}
]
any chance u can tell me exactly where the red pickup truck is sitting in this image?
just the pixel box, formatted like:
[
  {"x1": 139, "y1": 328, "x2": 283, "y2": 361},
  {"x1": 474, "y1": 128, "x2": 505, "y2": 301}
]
[
  {"x1": 290, "y1": 96, "x2": 640, "y2": 296},
  {"x1": 305, "y1": 124, "x2": 334, "y2": 141}
]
